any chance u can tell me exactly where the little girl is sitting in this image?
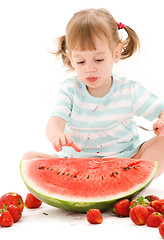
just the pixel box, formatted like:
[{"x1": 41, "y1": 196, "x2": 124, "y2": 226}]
[{"x1": 23, "y1": 8, "x2": 164, "y2": 177}]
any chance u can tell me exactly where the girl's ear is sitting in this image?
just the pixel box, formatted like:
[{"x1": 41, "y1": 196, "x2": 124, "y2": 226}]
[
  {"x1": 66, "y1": 50, "x2": 75, "y2": 67},
  {"x1": 114, "y1": 43, "x2": 123, "y2": 63}
]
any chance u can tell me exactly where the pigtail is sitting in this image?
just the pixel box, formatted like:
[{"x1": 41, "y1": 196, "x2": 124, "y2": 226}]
[
  {"x1": 53, "y1": 35, "x2": 74, "y2": 71},
  {"x1": 120, "y1": 25, "x2": 140, "y2": 59}
]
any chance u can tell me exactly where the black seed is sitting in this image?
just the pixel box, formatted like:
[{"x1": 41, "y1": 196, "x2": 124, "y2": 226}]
[
  {"x1": 127, "y1": 166, "x2": 130, "y2": 170},
  {"x1": 38, "y1": 167, "x2": 44, "y2": 169},
  {"x1": 62, "y1": 172, "x2": 65, "y2": 175},
  {"x1": 43, "y1": 212, "x2": 48, "y2": 216},
  {"x1": 133, "y1": 166, "x2": 137, "y2": 169},
  {"x1": 101, "y1": 176, "x2": 104, "y2": 180},
  {"x1": 74, "y1": 175, "x2": 77, "y2": 178},
  {"x1": 67, "y1": 173, "x2": 70, "y2": 176},
  {"x1": 71, "y1": 174, "x2": 74, "y2": 177},
  {"x1": 124, "y1": 167, "x2": 127, "y2": 171},
  {"x1": 87, "y1": 175, "x2": 90, "y2": 179},
  {"x1": 57, "y1": 172, "x2": 60, "y2": 175},
  {"x1": 112, "y1": 172, "x2": 115, "y2": 176},
  {"x1": 115, "y1": 172, "x2": 118, "y2": 175},
  {"x1": 46, "y1": 167, "x2": 49, "y2": 170}
]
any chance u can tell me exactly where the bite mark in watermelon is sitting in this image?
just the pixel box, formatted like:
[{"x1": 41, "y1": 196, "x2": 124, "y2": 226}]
[{"x1": 20, "y1": 157, "x2": 158, "y2": 212}]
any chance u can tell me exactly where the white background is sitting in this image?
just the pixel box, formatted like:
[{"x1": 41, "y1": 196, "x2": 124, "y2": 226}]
[{"x1": 0, "y1": 0, "x2": 164, "y2": 239}]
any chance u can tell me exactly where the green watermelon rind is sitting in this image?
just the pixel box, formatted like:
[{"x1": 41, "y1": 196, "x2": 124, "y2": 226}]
[{"x1": 20, "y1": 160, "x2": 158, "y2": 212}]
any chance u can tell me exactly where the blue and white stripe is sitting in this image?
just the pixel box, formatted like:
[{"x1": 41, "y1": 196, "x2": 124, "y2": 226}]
[{"x1": 51, "y1": 73, "x2": 164, "y2": 158}]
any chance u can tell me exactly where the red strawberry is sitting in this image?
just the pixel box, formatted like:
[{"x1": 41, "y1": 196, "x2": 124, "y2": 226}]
[
  {"x1": 160, "y1": 205, "x2": 164, "y2": 214},
  {"x1": 159, "y1": 222, "x2": 164, "y2": 239},
  {"x1": 25, "y1": 193, "x2": 42, "y2": 209},
  {"x1": 146, "y1": 212, "x2": 163, "y2": 227},
  {"x1": 145, "y1": 195, "x2": 159, "y2": 202},
  {"x1": 86, "y1": 209, "x2": 103, "y2": 224},
  {"x1": 129, "y1": 205, "x2": 149, "y2": 225},
  {"x1": 129, "y1": 195, "x2": 149, "y2": 209},
  {"x1": 151, "y1": 199, "x2": 164, "y2": 213},
  {"x1": 113, "y1": 199, "x2": 130, "y2": 217},
  {"x1": 7, "y1": 205, "x2": 22, "y2": 223},
  {"x1": 145, "y1": 205, "x2": 156, "y2": 215},
  {"x1": 0, "y1": 210, "x2": 14, "y2": 227}
]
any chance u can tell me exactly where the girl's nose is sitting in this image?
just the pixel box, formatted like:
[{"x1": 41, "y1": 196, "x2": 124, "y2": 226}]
[{"x1": 85, "y1": 65, "x2": 97, "y2": 73}]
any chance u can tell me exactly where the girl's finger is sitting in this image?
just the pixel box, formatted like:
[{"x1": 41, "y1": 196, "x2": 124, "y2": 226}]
[
  {"x1": 71, "y1": 140, "x2": 81, "y2": 152},
  {"x1": 65, "y1": 134, "x2": 72, "y2": 146},
  {"x1": 53, "y1": 139, "x2": 62, "y2": 152},
  {"x1": 60, "y1": 135, "x2": 66, "y2": 147}
]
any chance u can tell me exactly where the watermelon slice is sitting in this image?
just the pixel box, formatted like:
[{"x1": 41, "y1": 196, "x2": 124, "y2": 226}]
[{"x1": 20, "y1": 157, "x2": 158, "y2": 212}]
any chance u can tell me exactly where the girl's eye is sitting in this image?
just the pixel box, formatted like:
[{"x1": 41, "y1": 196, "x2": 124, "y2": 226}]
[
  {"x1": 95, "y1": 59, "x2": 104, "y2": 62},
  {"x1": 77, "y1": 61, "x2": 85, "y2": 65}
]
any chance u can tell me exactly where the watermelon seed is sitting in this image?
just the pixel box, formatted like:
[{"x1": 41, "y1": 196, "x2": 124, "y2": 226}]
[
  {"x1": 50, "y1": 169, "x2": 53, "y2": 171},
  {"x1": 101, "y1": 176, "x2": 104, "y2": 180},
  {"x1": 112, "y1": 172, "x2": 115, "y2": 177},
  {"x1": 74, "y1": 175, "x2": 77, "y2": 178},
  {"x1": 124, "y1": 167, "x2": 127, "y2": 171},
  {"x1": 71, "y1": 174, "x2": 74, "y2": 177},
  {"x1": 57, "y1": 172, "x2": 60, "y2": 175},
  {"x1": 127, "y1": 166, "x2": 130, "y2": 170},
  {"x1": 62, "y1": 172, "x2": 65, "y2": 175},
  {"x1": 43, "y1": 212, "x2": 48, "y2": 216},
  {"x1": 115, "y1": 172, "x2": 118, "y2": 175},
  {"x1": 46, "y1": 167, "x2": 49, "y2": 170},
  {"x1": 133, "y1": 166, "x2": 137, "y2": 169},
  {"x1": 67, "y1": 173, "x2": 70, "y2": 176},
  {"x1": 87, "y1": 175, "x2": 90, "y2": 179},
  {"x1": 38, "y1": 167, "x2": 44, "y2": 169}
]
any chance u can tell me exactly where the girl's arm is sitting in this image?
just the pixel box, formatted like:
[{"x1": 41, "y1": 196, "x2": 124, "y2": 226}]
[
  {"x1": 46, "y1": 116, "x2": 81, "y2": 152},
  {"x1": 159, "y1": 108, "x2": 164, "y2": 120},
  {"x1": 153, "y1": 108, "x2": 164, "y2": 136}
]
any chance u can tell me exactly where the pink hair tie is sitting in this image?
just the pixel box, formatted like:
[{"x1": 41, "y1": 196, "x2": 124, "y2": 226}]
[{"x1": 118, "y1": 22, "x2": 125, "y2": 30}]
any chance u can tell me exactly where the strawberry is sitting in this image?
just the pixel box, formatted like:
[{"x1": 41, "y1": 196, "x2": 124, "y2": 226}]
[
  {"x1": 0, "y1": 210, "x2": 14, "y2": 227},
  {"x1": 160, "y1": 205, "x2": 164, "y2": 214},
  {"x1": 146, "y1": 212, "x2": 164, "y2": 227},
  {"x1": 159, "y1": 222, "x2": 164, "y2": 239},
  {"x1": 129, "y1": 195, "x2": 149, "y2": 209},
  {"x1": 129, "y1": 205, "x2": 149, "y2": 225},
  {"x1": 86, "y1": 209, "x2": 103, "y2": 224},
  {"x1": 7, "y1": 205, "x2": 22, "y2": 223},
  {"x1": 113, "y1": 199, "x2": 130, "y2": 217},
  {"x1": 151, "y1": 199, "x2": 164, "y2": 213},
  {"x1": 129, "y1": 199, "x2": 135, "y2": 208},
  {"x1": 145, "y1": 205, "x2": 156, "y2": 215},
  {"x1": 145, "y1": 195, "x2": 159, "y2": 202},
  {"x1": 25, "y1": 193, "x2": 42, "y2": 209}
]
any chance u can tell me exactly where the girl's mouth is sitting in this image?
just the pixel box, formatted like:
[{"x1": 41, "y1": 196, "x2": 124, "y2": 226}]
[{"x1": 86, "y1": 77, "x2": 98, "y2": 82}]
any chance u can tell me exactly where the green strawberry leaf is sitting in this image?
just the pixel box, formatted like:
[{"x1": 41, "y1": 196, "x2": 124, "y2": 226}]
[{"x1": 130, "y1": 195, "x2": 150, "y2": 209}]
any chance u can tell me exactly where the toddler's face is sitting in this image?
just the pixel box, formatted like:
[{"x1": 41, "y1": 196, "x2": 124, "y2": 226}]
[{"x1": 70, "y1": 37, "x2": 121, "y2": 97}]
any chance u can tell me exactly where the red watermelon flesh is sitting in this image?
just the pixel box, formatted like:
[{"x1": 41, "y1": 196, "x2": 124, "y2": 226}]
[{"x1": 20, "y1": 157, "x2": 157, "y2": 212}]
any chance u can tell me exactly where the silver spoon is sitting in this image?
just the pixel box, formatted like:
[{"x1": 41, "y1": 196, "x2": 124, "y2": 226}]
[{"x1": 138, "y1": 125, "x2": 157, "y2": 131}]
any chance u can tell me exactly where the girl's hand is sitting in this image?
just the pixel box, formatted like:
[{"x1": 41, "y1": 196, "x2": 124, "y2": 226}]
[
  {"x1": 153, "y1": 119, "x2": 164, "y2": 136},
  {"x1": 52, "y1": 133, "x2": 81, "y2": 152}
]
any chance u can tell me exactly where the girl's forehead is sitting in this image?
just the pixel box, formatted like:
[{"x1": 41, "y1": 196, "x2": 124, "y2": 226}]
[
  {"x1": 71, "y1": 37, "x2": 109, "y2": 56},
  {"x1": 72, "y1": 50, "x2": 106, "y2": 58}
]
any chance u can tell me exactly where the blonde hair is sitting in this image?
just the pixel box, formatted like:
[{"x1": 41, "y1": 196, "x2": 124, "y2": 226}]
[{"x1": 54, "y1": 8, "x2": 140, "y2": 71}]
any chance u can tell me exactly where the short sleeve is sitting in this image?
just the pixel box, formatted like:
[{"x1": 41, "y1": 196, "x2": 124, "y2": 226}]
[
  {"x1": 131, "y1": 81, "x2": 164, "y2": 121},
  {"x1": 51, "y1": 79, "x2": 74, "y2": 122}
]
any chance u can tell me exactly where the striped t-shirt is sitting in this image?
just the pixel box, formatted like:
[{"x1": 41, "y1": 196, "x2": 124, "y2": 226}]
[{"x1": 51, "y1": 73, "x2": 164, "y2": 158}]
